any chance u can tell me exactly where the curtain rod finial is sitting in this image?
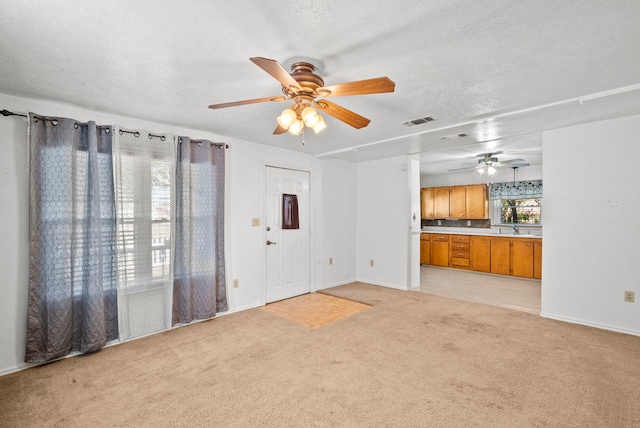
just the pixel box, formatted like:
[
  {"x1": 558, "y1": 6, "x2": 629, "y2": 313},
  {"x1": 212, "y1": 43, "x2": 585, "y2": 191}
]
[{"x1": 1, "y1": 109, "x2": 27, "y2": 118}]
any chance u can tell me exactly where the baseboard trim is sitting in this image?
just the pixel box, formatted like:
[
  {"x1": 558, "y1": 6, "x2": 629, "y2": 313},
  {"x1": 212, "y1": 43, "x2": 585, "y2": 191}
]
[
  {"x1": 355, "y1": 279, "x2": 408, "y2": 291},
  {"x1": 540, "y1": 312, "x2": 640, "y2": 337},
  {"x1": 314, "y1": 279, "x2": 358, "y2": 291}
]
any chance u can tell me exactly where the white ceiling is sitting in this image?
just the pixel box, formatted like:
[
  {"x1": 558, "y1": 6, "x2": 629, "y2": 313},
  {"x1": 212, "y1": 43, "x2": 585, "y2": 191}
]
[{"x1": 2, "y1": 1, "x2": 640, "y2": 176}]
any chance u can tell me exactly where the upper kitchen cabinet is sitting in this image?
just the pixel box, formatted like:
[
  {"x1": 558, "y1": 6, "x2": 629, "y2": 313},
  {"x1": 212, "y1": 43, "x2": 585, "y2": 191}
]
[
  {"x1": 465, "y1": 184, "x2": 489, "y2": 219},
  {"x1": 434, "y1": 188, "x2": 450, "y2": 219},
  {"x1": 421, "y1": 184, "x2": 488, "y2": 219},
  {"x1": 449, "y1": 187, "x2": 466, "y2": 218},
  {"x1": 421, "y1": 188, "x2": 435, "y2": 219}
]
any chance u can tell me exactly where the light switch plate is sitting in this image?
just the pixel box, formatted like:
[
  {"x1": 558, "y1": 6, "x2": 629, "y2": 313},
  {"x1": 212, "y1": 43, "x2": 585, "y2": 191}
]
[{"x1": 252, "y1": 218, "x2": 260, "y2": 227}]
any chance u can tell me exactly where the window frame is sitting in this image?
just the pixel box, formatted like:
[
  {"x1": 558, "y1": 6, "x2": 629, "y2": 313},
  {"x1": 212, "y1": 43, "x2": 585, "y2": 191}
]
[{"x1": 492, "y1": 197, "x2": 542, "y2": 226}]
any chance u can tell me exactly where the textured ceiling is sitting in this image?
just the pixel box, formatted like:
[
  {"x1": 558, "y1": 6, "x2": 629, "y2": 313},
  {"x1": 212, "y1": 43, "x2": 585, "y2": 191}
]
[{"x1": 2, "y1": 0, "x2": 640, "y2": 175}]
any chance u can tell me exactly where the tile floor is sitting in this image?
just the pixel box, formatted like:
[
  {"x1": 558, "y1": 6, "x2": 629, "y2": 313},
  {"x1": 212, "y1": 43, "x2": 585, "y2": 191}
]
[
  {"x1": 261, "y1": 292, "x2": 372, "y2": 328},
  {"x1": 415, "y1": 265, "x2": 541, "y2": 314}
]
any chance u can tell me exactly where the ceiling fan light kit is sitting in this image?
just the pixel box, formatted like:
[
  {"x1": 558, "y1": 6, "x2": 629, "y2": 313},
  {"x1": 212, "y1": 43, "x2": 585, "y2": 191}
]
[{"x1": 209, "y1": 57, "x2": 395, "y2": 140}]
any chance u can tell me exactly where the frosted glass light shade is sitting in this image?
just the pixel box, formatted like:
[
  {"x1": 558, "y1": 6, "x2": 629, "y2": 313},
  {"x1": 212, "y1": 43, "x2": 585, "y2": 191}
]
[
  {"x1": 288, "y1": 119, "x2": 304, "y2": 135},
  {"x1": 476, "y1": 167, "x2": 486, "y2": 176},
  {"x1": 301, "y1": 106, "x2": 319, "y2": 127},
  {"x1": 487, "y1": 166, "x2": 497, "y2": 176},
  {"x1": 277, "y1": 108, "x2": 297, "y2": 129},
  {"x1": 312, "y1": 115, "x2": 327, "y2": 133}
]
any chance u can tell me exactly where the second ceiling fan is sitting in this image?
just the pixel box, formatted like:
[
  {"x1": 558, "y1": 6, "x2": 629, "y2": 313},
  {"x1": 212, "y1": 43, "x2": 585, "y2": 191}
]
[
  {"x1": 208, "y1": 57, "x2": 395, "y2": 135},
  {"x1": 449, "y1": 152, "x2": 529, "y2": 176}
]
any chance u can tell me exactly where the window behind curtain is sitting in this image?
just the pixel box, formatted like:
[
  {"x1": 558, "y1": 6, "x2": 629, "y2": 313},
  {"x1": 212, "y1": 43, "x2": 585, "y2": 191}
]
[{"x1": 113, "y1": 128, "x2": 176, "y2": 341}]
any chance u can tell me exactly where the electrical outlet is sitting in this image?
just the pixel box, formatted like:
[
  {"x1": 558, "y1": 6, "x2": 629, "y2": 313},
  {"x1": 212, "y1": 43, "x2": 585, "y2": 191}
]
[
  {"x1": 437, "y1": 220, "x2": 442, "y2": 226},
  {"x1": 467, "y1": 220, "x2": 471, "y2": 226},
  {"x1": 329, "y1": 257, "x2": 333, "y2": 265},
  {"x1": 624, "y1": 291, "x2": 635, "y2": 303},
  {"x1": 233, "y1": 279, "x2": 239, "y2": 288},
  {"x1": 370, "y1": 259, "x2": 374, "y2": 267}
]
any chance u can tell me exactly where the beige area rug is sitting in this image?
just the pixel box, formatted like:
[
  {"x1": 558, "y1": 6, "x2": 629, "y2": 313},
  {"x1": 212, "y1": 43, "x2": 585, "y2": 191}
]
[
  {"x1": 261, "y1": 292, "x2": 371, "y2": 328},
  {"x1": 1, "y1": 282, "x2": 640, "y2": 427}
]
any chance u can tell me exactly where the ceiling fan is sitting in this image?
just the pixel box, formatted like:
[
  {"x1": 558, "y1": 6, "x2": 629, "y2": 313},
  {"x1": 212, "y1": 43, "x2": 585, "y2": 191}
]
[
  {"x1": 208, "y1": 57, "x2": 395, "y2": 136},
  {"x1": 449, "y1": 152, "x2": 528, "y2": 176}
]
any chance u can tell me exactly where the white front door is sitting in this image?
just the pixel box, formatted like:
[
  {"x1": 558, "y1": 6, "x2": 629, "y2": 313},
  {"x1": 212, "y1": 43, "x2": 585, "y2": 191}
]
[{"x1": 265, "y1": 166, "x2": 310, "y2": 303}]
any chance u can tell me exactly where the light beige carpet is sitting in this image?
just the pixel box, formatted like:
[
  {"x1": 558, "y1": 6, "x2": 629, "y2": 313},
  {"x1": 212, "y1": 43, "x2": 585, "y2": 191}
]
[{"x1": 1, "y1": 282, "x2": 639, "y2": 427}]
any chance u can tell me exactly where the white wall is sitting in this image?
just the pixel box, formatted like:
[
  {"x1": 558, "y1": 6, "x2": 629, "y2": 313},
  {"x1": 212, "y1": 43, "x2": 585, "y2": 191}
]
[
  {"x1": 422, "y1": 164, "x2": 542, "y2": 188},
  {"x1": 312, "y1": 159, "x2": 358, "y2": 290},
  {"x1": 542, "y1": 114, "x2": 640, "y2": 336},
  {"x1": 0, "y1": 93, "x2": 357, "y2": 374},
  {"x1": 356, "y1": 156, "x2": 413, "y2": 290}
]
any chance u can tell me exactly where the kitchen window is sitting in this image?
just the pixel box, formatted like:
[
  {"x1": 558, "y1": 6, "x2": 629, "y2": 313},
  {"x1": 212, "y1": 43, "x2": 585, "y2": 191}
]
[
  {"x1": 489, "y1": 179, "x2": 543, "y2": 225},
  {"x1": 494, "y1": 197, "x2": 542, "y2": 225}
]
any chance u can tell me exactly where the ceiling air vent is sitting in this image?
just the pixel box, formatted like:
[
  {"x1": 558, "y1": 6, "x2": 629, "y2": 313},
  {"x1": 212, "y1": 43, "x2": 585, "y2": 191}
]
[{"x1": 402, "y1": 116, "x2": 434, "y2": 127}]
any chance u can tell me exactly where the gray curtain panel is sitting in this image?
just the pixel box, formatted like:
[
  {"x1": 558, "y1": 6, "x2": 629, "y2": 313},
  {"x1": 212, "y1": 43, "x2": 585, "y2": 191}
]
[
  {"x1": 26, "y1": 113, "x2": 118, "y2": 363},
  {"x1": 173, "y1": 138, "x2": 227, "y2": 325}
]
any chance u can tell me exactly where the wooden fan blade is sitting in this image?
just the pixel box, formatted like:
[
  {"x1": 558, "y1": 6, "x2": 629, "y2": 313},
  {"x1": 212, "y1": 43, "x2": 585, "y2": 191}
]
[
  {"x1": 273, "y1": 124, "x2": 288, "y2": 135},
  {"x1": 250, "y1": 57, "x2": 301, "y2": 90},
  {"x1": 314, "y1": 99, "x2": 370, "y2": 129},
  {"x1": 208, "y1": 95, "x2": 286, "y2": 109},
  {"x1": 318, "y1": 77, "x2": 395, "y2": 98}
]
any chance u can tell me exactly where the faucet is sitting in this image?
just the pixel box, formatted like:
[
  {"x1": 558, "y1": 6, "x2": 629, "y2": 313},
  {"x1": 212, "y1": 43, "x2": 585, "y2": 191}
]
[{"x1": 508, "y1": 224, "x2": 520, "y2": 235}]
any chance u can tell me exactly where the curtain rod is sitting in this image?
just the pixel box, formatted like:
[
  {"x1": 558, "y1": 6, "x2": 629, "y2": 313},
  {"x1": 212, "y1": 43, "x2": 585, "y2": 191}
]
[
  {"x1": 2, "y1": 109, "x2": 110, "y2": 130},
  {"x1": 2, "y1": 109, "x2": 229, "y2": 148},
  {"x1": 1, "y1": 109, "x2": 27, "y2": 118}
]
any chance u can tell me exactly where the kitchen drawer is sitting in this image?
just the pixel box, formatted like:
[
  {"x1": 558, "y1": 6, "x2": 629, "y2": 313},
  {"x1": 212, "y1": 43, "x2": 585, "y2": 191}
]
[
  {"x1": 451, "y1": 250, "x2": 470, "y2": 259},
  {"x1": 451, "y1": 242, "x2": 470, "y2": 251},
  {"x1": 451, "y1": 235, "x2": 470, "y2": 243},
  {"x1": 431, "y1": 234, "x2": 449, "y2": 242},
  {"x1": 420, "y1": 234, "x2": 430, "y2": 241},
  {"x1": 451, "y1": 257, "x2": 470, "y2": 267}
]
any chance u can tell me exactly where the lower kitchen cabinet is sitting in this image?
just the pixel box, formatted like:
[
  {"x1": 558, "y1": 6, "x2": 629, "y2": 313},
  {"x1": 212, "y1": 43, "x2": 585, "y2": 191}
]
[
  {"x1": 511, "y1": 239, "x2": 534, "y2": 278},
  {"x1": 490, "y1": 237, "x2": 511, "y2": 275},
  {"x1": 450, "y1": 234, "x2": 470, "y2": 268},
  {"x1": 420, "y1": 234, "x2": 431, "y2": 265},
  {"x1": 470, "y1": 236, "x2": 491, "y2": 273},
  {"x1": 423, "y1": 232, "x2": 541, "y2": 279},
  {"x1": 431, "y1": 234, "x2": 449, "y2": 267},
  {"x1": 534, "y1": 240, "x2": 542, "y2": 279}
]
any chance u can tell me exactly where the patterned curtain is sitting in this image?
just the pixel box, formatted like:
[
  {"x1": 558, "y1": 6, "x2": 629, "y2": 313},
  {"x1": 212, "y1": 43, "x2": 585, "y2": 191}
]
[
  {"x1": 489, "y1": 180, "x2": 543, "y2": 199},
  {"x1": 26, "y1": 113, "x2": 118, "y2": 362},
  {"x1": 173, "y1": 137, "x2": 227, "y2": 325}
]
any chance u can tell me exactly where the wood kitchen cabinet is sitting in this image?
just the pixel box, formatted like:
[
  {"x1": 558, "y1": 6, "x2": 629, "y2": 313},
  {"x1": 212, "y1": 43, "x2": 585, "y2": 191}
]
[
  {"x1": 421, "y1": 188, "x2": 434, "y2": 219},
  {"x1": 470, "y1": 236, "x2": 491, "y2": 273},
  {"x1": 423, "y1": 232, "x2": 541, "y2": 280},
  {"x1": 430, "y1": 234, "x2": 449, "y2": 267},
  {"x1": 433, "y1": 188, "x2": 450, "y2": 219},
  {"x1": 450, "y1": 234, "x2": 470, "y2": 268},
  {"x1": 449, "y1": 187, "x2": 466, "y2": 219},
  {"x1": 465, "y1": 184, "x2": 489, "y2": 219},
  {"x1": 490, "y1": 237, "x2": 511, "y2": 275},
  {"x1": 421, "y1": 184, "x2": 488, "y2": 219},
  {"x1": 420, "y1": 234, "x2": 431, "y2": 264},
  {"x1": 511, "y1": 239, "x2": 534, "y2": 278},
  {"x1": 533, "y1": 240, "x2": 542, "y2": 279}
]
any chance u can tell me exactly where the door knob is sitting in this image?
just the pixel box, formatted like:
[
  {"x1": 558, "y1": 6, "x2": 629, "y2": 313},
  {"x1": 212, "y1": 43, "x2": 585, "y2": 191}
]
[{"x1": 266, "y1": 240, "x2": 277, "y2": 245}]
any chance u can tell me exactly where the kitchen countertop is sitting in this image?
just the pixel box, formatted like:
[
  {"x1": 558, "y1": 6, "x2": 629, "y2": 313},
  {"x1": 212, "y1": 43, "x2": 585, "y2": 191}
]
[{"x1": 421, "y1": 228, "x2": 542, "y2": 239}]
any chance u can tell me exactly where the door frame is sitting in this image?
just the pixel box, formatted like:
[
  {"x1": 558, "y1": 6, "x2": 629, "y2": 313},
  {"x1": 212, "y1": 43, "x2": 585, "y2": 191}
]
[{"x1": 262, "y1": 163, "x2": 313, "y2": 305}]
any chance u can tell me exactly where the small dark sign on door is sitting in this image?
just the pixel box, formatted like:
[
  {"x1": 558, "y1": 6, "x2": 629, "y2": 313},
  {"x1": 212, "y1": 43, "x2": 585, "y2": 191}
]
[{"x1": 282, "y1": 194, "x2": 299, "y2": 229}]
